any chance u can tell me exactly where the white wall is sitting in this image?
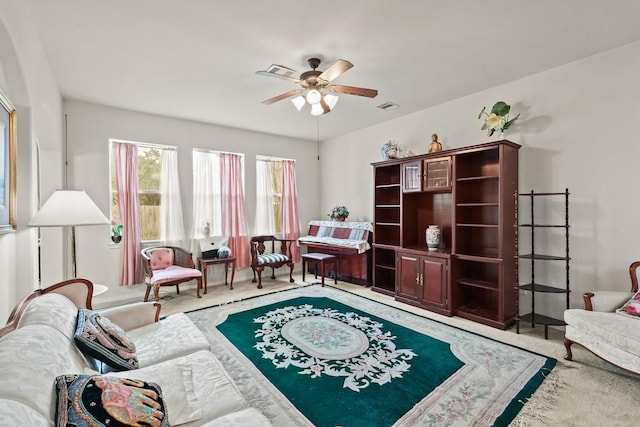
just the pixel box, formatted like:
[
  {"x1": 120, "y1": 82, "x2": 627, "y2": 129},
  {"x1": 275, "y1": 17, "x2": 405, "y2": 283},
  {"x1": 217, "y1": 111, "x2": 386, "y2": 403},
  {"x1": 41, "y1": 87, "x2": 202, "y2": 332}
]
[
  {"x1": 63, "y1": 100, "x2": 319, "y2": 304},
  {"x1": 320, "y1": 40, "x2": 640, "y2": 315},
  {"x1": 0, "y1": 2, "x2": 64, "y2": 323},
  {"x1": 2, "y1": 2, "x2": 640, "y2": 322}
]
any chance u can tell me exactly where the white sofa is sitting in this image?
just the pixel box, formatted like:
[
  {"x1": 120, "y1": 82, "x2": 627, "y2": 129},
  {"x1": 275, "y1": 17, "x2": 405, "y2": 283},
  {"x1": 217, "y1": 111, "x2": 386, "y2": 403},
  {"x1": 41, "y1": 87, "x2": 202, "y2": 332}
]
[
  {"x1": 564, "y1": 261, "x2": 640, "y2": 375},
  {"x1": 0, "y1": 289, "x2": 272, "y2": 426}
]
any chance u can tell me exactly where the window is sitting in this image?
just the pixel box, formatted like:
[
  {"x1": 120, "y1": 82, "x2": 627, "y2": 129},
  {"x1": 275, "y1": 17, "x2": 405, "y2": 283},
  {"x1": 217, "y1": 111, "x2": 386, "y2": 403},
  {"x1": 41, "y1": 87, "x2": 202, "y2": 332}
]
[
  {"x1": 255, "y1": 156, "x2": 286, "y2": 236},
  {"x1": 109, "y1": 140, "x2": 170, "y2": 242},
  {"x1": 192, "y1": 149, "x2": 251, "y2": 267},
  {"x1": 192, "y1": 149, "x2": 247, "y2": 238}
]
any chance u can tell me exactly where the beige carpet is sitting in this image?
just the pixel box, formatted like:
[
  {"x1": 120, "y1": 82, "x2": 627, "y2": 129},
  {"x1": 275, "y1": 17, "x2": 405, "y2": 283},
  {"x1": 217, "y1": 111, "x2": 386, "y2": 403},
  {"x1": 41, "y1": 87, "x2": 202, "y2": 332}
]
[{"x1": 97, "y1": 273, "x2": 638, "y2": 426}]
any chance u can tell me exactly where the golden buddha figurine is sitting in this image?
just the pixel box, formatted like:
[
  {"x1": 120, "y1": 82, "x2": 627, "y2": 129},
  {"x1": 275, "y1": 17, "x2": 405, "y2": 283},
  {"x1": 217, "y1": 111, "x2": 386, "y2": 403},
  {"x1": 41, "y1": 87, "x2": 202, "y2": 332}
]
[{"x1": 428, "y1": 133, "x2": 442, "y2": 153}]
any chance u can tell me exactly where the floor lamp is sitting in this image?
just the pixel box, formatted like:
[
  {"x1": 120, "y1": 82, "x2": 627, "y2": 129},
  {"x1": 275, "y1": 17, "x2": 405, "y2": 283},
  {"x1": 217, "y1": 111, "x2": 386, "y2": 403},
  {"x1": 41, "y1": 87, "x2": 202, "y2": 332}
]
[{"x1": 29, "y1": 190, "x2": 110, "y2": 278}]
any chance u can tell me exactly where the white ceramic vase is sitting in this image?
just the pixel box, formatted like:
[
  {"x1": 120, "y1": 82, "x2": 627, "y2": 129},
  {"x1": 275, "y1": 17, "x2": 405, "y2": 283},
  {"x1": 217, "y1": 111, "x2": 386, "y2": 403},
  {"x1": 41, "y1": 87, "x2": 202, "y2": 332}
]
[{"x1": 426, "y1": 225, "x2": 441, "y2": 251}]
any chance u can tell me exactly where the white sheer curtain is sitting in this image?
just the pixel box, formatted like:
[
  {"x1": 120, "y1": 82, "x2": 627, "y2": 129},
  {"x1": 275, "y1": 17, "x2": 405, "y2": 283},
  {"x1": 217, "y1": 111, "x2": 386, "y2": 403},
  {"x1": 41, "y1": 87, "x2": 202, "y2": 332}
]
[
  {"x1": 192, "y1": 149, "x2": 222, "y2": 239},
  {"x1": 160, "y1": 148, "x2": 186, "y2": 246},
  {"x1": 255, "y1": 159, "x2": 276, "y2": 235}
]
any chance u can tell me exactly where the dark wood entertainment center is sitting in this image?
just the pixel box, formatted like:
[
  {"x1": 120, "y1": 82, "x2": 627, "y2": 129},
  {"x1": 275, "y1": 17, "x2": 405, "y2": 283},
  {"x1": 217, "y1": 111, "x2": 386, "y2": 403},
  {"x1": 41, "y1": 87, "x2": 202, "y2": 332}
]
[{"x1": 372, "y1": 140, "x2": 520, "y2": 329}]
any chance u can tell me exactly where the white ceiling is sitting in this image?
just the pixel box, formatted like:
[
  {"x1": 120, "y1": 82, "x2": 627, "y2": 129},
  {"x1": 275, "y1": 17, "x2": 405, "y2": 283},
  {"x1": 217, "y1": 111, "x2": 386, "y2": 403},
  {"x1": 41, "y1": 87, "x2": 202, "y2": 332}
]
[{"x1": 22, "y1": 0, "x2": 640, "y2": 141}]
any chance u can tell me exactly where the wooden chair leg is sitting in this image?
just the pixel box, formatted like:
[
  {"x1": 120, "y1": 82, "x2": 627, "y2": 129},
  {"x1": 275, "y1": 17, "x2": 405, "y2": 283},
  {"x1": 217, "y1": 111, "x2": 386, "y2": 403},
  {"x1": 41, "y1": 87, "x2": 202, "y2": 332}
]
[
  {"x1": 153, "y1": 284, "x2": 160, "y2": 302},
  {"x1": 176, "y1": 284, "x2": 180, "y2": 295},
  {"x1": 564, "y1": 338, "x2": 574, "y2": 361},
  {"x1": 288, "y1": 263, "x2": 294, "y2": 283},
  {"x1": 196, "y1": 277, "x2": 202, "y2": 298},
  {"x1": 256, "y1": 270, "x2": 263, "y2": 289},
  {"x1": 144, "y1": 286, "x2": 151, "y2": 302}
]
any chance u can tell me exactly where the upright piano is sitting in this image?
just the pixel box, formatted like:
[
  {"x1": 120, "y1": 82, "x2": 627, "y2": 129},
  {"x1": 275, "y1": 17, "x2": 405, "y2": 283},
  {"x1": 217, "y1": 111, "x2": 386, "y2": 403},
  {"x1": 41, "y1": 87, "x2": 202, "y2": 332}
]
[{"x1": 297, "y1": 220, "x2": 372, "y2": 286}]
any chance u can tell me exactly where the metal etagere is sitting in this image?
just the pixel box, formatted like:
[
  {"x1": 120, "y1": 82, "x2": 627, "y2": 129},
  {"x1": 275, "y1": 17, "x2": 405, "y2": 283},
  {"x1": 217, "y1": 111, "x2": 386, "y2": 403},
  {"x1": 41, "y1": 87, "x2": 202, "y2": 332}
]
[{"x1": 515, "y1": 188, "x2": 570, "y2": 339}]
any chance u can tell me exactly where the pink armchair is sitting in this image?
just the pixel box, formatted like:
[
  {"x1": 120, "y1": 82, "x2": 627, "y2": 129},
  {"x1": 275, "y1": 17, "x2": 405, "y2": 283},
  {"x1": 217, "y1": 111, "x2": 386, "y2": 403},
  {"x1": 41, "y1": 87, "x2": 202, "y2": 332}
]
[{"x1": 141, "y1": 246, "x2": 203, "y2": 302}]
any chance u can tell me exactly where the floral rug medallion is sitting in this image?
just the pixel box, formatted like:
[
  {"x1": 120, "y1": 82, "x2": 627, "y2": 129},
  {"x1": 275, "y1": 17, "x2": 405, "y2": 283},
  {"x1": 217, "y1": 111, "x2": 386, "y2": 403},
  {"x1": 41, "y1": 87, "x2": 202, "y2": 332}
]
[{"x1": 256, "y1": 304, "x2": 416, "y2": 391}]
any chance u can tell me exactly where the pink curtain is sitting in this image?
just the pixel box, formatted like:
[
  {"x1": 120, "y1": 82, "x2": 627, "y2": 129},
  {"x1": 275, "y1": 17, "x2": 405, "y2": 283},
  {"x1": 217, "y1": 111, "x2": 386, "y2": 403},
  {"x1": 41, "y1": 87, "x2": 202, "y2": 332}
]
[
  {"x1": 220, "y1": 153, "x2": 250, "y2": 268},
  {"x1": 112, "y1": 142, "x2": 144, "y2": 285},
  {"x1": 281, "y1": 160, "x2": 300, "y2": 262}
]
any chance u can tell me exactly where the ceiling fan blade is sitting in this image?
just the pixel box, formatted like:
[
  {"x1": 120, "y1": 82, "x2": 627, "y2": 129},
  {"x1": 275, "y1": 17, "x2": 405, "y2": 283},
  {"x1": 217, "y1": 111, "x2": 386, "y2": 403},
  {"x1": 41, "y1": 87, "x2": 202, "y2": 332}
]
[
  {"x1": 262, "y1": 89, "x2": 305, "y2": 105},
  {"x1": 255, "y1": 70, "x2": 300, "y2": 84},
  {"x1": 318, "y1": 59, "x2": 353, "y2": 83},
  {"x1": 327, "y1": 85, "x2": 378, "y2": 98}
]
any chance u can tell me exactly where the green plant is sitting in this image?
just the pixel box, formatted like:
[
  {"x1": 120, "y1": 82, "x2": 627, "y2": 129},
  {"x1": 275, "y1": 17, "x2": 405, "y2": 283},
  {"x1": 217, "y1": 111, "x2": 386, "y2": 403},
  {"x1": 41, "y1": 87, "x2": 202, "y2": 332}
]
[
  {"x1": 111, "y1": 219, "x2": 123, "y2": 238},
  {"x1": 328, "y1": 206, "x2": 349, "y2": 220},
  {"x1": 478, "y1": 101, "x2": 520, "y2": 136}
]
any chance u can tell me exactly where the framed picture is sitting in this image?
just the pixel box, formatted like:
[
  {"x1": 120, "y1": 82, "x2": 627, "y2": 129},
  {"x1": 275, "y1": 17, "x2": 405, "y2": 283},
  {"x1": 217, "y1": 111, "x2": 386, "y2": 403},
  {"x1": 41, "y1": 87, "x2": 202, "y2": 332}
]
[{"x1": 0, "y1": 87, "x2": 16, "y2": 233}]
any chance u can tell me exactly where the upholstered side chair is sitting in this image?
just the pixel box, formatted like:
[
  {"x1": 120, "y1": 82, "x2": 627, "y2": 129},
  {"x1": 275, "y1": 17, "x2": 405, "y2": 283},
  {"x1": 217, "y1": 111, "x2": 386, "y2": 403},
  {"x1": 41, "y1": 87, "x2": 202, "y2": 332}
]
[
  {"x1": 563, "y1": 260, "x2": 640, "y2": 375},
  {"x1": 250, "y1": 235, "x2": 295, "y2": 289},
  {"x1": 141, "y1": 246, "x2": 203, "y2": 302}
]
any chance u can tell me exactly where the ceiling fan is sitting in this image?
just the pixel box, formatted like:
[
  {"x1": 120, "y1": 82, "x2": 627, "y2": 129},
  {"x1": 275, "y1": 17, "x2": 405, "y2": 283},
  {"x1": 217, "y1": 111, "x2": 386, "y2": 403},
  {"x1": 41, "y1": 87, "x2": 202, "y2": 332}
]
[{"x1": 256, "y1": 58, "x2": 378, "y2": 115}]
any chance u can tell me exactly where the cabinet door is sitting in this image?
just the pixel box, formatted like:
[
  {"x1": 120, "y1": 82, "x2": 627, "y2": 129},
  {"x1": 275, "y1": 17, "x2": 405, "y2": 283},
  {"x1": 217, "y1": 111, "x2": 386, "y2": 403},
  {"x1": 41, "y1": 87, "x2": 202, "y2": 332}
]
[
  {"x1": 421, "y1": 256, "x2": 448, "y2": 308},
  {"x1": 423, "y1": 157, "x2": 451, "y2": 191},
  {"x1": 402, "y1": 161, "x2": 422, "y2": 192},
  {"x1": 396, "y1": 252, "x2": 421, "y2": 301}
]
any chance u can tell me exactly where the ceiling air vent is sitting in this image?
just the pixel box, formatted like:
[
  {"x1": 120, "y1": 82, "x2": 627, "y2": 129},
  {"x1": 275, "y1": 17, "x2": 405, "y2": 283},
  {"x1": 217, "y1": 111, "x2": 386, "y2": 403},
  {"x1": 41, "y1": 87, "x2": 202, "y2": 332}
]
[
  {"x1": 266, "y1": 64, "x2": 297, "y2": 77},
  {"x1": 377, "y1": 102, "x2": 399, "y2": 110}
]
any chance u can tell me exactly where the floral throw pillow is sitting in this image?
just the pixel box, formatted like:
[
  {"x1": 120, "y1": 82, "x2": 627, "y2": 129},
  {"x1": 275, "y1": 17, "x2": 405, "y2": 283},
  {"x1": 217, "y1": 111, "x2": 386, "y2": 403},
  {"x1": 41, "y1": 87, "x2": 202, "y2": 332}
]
[
  {"x1": 74, "y1": 308, "x2": 139, "y2": 372},
  {"x1": 55, "y1": 374, "x2": 170, "y2": 427},
  {"x1": 618, "y1": 291, "x2": 640, "y2": 318}
]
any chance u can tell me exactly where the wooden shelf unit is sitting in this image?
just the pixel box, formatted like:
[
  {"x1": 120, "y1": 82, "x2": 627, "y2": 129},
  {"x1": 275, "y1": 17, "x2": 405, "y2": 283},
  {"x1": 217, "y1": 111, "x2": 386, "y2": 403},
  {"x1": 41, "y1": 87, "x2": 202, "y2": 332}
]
[
  {"x1": 516, "y1": 189, "x2": 570, "y2": 338},
  {"x1": 372, "y1": 164, "x2": 402, "y2": 295},
  {"x1": 371, "y1": 140, "x2": 520, "y2": 329}
]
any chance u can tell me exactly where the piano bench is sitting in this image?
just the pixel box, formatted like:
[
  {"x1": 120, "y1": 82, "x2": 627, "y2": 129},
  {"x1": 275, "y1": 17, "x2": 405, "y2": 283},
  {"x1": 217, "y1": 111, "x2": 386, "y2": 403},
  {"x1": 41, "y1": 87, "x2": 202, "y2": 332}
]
[{"x1": 302, "y1": 253, "x2": 337, "y2": 287}]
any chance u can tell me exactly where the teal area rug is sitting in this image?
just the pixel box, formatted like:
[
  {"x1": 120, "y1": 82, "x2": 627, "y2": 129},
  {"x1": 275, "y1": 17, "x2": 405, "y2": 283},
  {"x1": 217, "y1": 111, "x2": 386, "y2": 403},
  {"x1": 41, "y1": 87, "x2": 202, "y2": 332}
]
[{"x1": 187, "y1": 286, "x2": 556, "y2": 427}]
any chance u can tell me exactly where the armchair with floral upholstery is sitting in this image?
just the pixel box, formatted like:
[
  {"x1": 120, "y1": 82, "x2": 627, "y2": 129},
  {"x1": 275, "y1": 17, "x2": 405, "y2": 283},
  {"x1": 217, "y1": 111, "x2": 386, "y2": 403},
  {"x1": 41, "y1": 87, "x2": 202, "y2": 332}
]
[
  {"x1": 141, "y1": 246, "x2": 203, "y2": 302},
  {"x1": 249, "y1": 235, "x2": 295, "y2": 289}
]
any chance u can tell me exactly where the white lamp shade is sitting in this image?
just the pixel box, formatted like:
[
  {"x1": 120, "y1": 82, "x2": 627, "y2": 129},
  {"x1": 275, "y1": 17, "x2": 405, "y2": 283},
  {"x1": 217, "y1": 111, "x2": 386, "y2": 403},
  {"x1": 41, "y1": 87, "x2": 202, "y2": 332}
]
[
  {"x1": 29, "y1": 190, "x2": 110, "y2": 227},
  {"x1": 310, "y1": 103, "x2": 325, "y2": 116},
  {"x1": 324, "y1": 93, "x2": 339, "y2": 110},
  {"x1": 305, "y1": 89, "x2": 322, "y2": 105},
  {"x1": 291, "y1": 95, "x2": 306, "y2": 111}
]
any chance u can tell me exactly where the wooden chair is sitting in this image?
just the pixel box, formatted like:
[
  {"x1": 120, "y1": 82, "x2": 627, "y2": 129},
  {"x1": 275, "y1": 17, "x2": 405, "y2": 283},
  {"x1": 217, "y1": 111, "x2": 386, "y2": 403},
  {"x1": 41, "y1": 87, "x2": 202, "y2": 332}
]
[
  {"x1": 250, "y1": 235, "x2": 295, "y2": 289},
  {"x1": 141, "y1": 246, "x2": 203, "y2": 302}
]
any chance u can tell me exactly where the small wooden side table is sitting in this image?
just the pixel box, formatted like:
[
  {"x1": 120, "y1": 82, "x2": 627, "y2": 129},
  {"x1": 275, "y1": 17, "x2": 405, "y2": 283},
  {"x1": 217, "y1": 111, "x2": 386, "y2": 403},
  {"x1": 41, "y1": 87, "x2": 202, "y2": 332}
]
[{"x1": 198, "y1": 257, "x2": 236, "y2": 292}]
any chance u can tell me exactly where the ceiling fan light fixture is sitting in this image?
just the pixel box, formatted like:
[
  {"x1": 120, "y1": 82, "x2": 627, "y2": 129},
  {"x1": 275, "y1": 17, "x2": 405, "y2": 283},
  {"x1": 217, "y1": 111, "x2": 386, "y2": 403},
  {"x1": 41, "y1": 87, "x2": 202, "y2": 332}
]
[
  {"x1": 291, "y1": 95, "x2": 306, "y2": 111},
  {"x1": 258, "y1": 57, "x2": 377, "y2": 114},
  {"x1": 305, "y1": 89, "x2": 322, "y2": 105}
]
